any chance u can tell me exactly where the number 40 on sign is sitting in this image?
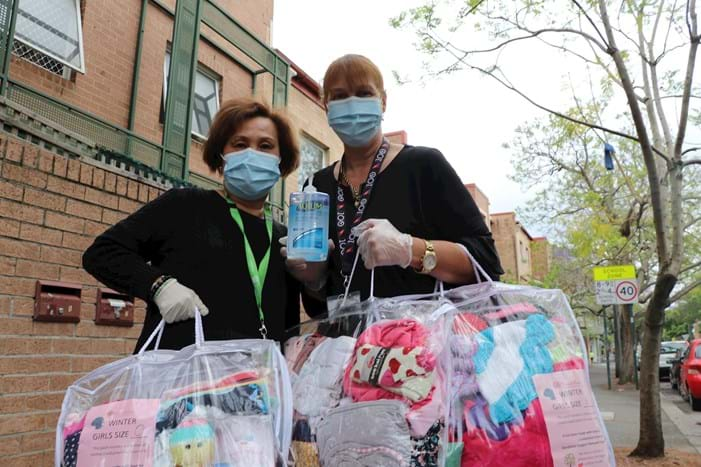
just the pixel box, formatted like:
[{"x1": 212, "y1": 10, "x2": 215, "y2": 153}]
[{"x1": 593, "y1": 265, "x2": 639, "y2": 305}]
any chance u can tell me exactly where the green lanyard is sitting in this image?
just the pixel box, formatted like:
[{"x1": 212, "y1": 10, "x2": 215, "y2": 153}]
[{"x1": 228, "y1": 202, "x2": 273, "y2": 339}]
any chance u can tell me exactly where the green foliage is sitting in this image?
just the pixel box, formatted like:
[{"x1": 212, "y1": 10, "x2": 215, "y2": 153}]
[{"x1": 664, "y1": 286, "x2": 701, "y2": 340}]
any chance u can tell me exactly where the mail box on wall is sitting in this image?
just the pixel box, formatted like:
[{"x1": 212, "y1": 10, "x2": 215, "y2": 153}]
[
  {"x1": 95, "y1": 288, "x2": 134, "y2": 327},
  {"x1": 34, "y1": 280, "x2": 81, "y2": 323}
]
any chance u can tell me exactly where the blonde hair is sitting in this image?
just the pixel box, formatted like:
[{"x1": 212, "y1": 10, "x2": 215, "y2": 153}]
[{"x1": 322, "y1": 54, "x2": 385, "y2": 103}]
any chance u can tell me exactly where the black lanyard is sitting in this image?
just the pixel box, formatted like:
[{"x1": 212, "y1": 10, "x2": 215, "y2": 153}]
[{"x1": 336, "y1": 138, "x2": 389, "y2": 282}]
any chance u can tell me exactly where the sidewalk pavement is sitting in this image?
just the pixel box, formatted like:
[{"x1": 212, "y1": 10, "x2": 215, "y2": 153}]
[{"x1": 589, "y1": 362, "x2": 701, "y2": 455}]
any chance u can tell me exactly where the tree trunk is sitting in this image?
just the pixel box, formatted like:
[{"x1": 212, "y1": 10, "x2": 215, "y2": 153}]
[
  {"x1": 631, "y1": 272, "x2": 677, "y2": 458},
  {"x1": 618, "y1": 304, "x2": 635, "y2": 385}
]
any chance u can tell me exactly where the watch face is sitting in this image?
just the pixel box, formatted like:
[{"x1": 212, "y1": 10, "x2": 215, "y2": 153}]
[{"x1": 424, "y1": 253, "x2": 438, "y2": 271}]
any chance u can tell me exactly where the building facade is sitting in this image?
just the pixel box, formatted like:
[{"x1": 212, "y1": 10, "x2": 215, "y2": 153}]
[
  {"x1": 0, "y1": 1, "x2": 339, "y2": 465},
  {"x1": 489, "y1": 211, "x2": 551, "y2": 284}
]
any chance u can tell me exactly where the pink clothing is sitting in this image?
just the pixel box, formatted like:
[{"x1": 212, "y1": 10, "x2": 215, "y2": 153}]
[
  {"x1": 553, "y1": 357, "x2": 586, "y2": 372},
  {"x1": 461, "y1": 399, "x2": 553, "y2": 467},
  {"x1": 62, "y1": 415, "x2": 86, "y2": 440},
  {"x1": 483, "y1": 303, "x2": 538, "y2": 322},
  {"x1": 344, "y1": 319, "x2": 444, "y2": 437},
  {"x1": 452, "y1": 313, "x2": 488, "y2": 334}
]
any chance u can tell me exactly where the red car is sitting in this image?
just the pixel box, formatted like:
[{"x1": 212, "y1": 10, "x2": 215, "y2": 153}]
[{"x1": 680, "y1": 339, "x2": 701, "y2": 411}]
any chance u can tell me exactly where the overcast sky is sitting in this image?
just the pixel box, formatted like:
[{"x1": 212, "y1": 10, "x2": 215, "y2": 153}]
[{"x1": 272, "y1": 0, "x2": 698, "y2": 237}]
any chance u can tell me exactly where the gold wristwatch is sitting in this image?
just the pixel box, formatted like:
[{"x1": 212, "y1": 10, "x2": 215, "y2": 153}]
[{"x1": 418, "y1": 240, "x2": 437, "y2": 274}]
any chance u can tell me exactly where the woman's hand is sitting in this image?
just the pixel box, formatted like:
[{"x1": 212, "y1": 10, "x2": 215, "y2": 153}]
[
  {"x1": 353, "y1": 219, "x2": 412, "y2": 269},
  {"x1": 153, "y1": 278, "x2": 209, "y2": 323},
  {"x1": 280, "y1": 237, "x2": 335, "y2": 291}
]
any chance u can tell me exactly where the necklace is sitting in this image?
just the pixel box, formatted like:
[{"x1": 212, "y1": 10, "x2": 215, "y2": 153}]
[{"x1": 340, "y1": 162, "x2": 362, "y2": 208}]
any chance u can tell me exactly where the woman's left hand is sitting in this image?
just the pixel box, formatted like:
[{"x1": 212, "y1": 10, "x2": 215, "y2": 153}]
[{"x1": 353, "y1": 219, "x2": 413, "y2": 269}]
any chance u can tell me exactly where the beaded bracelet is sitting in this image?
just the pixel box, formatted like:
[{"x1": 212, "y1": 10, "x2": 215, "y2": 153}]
[{"x1": 149, "y1": 275, "x2": 173, "y2": 301}]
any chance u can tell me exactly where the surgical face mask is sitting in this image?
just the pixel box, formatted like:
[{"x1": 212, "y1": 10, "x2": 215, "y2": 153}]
[
  {"x1": 327, "y1": 96, "x2": 383, "y2": 147},
  {"x1": 222, "y1": 148, "x2": 281, "y2": 201}
]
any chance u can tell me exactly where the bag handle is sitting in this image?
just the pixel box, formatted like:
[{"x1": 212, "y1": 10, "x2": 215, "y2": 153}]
[{"x1": 137, "y1": 308, "x2": 206, "y2": 356}]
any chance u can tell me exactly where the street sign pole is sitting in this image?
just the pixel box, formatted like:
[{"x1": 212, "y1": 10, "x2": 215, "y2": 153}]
[
  {"x1": 603, "y1": 306, "x2": 611, "y2": 390},
  {"x1": 613, "y1": 305, "x2": 621, "y2": 378},
  {"x1": 629, "y1": 303, "x2": 639, "y2": 390}
]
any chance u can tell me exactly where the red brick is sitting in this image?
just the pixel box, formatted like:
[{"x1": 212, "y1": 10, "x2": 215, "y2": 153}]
[
  {"x1": 0, "y1": 436, "x2": 20, "y2": 457},
  {"x1": 0, "y1": 317, "x2": 33, "y2": 335},
  {"x1": 0, "y1": 276, "x2": 35, "y2": 297},
  {"x1": 23, "y1": 392, "x2": 65, "y2": 412},
  {"x1": 5, "y1": 140, "x2": 23, "y2": 163},
  {"x1": 79, "y1": 302, "x2": 96, "y2": 320},
  {"x1": 0, "y1": 198, "x2": 44, "y2": 224},
  {"x1": 45, "y1": 211, "x2": 85, "y2": 234},
  {"x1": 84, "y1": 220, "x2": 109, "y2": 236},
  {"x1": 65, "y1": 199, "x2": 102, "y2": 222},
  {"x1": 11, "y1": 297, "x2": 34, "y2": 317},
  {"x1": 0, "y1": 296, "x2": 10, "y2": 316},
  {"x1": 0, "y1": 180, "x2": 23, "y2": 201},
  {"x1": 31, "y1": 320, "x2": 76, "y2": 337},
  {"x1": 49, "y1": 373, "x2": 80, "y2": 391},
  {"x1": 21, "y1": 145, "x2": 39, "y2": 168},
  {"x1": 19, "y1": 223, "x2": 63, "y2": 247},
  {"x1": 104, "y1": 172, "x2": 117, "y2": 192},
  {"x1": 0, "y1": 256, "x2": 16, "y2": 275},
  {"x1": 92, "y1": 168, "x2": 106, "y2": 189},
  {"x1": 2, "y1": 163, "x2": 47, "y2": 189},
  {"x1": 61, "y1": 232, "x2": 92, "y2": 251},
  {"x1": 59, "y1": 267, "x2": 95, "y2": 285},
  {"x1": 76, "y1": 321, "x2": 142, "y2": 339},
  {"x1": 19, "y1": 431, "x2": 54, "y2": 453},
  {"x1": 37, "y1": 150, "x2": 54, "y2": 173},
  {"x1": 66, "y1": 159, "x2": 81, "y2": 181},
  {"x1": 71, "y1": 355, "x2": 117, "y2": 372},
  {"x1": 46, "y1": 175, "x2": 86, "y2": 201},
  {"x1": 0, "y1": 238, "x2": 41, "y2": 261},
  {"x1": 0, "y1": 413, "x2": 47, "y2": 436},
  {"x1": 102, "y1": 208, "x2": 127, "y2": 225},
  {"x1": 23, "y1": 187, "x2": 66, "y2": 211},
  {"x1": 15, "y1": 259, "x2": 60, "y2": 281},
  {"x1": 0, "y1": 356, "x2": 70, "y2": 375},
  {"x1": 84, "y1": 187, "x2": 119, "y2": 210},
  {"x1": 138, "y1": 184, "x2": 149, "y2": 203},
  {"x1": 0, "y1": 375, "x2": 51, "y2": 394},
  {"x1": 127, "y1": 180, "x2": 139, "y2": 199},
  {"x1": 118, "y1": 197, "x2": 141, "y2": 214},
  {"x1": 6, "y1": 451, "x2": 53, "y2": 467},
  {"x1": 79, "y1": 164, "x2": 94, "y2": 185},
  {"x1": 40, "y1": 245, "x2": 82, "y2": 267},
  {"x1": 0, "y1": 217, "x2": 20, "y2": 238},
  {"x1": 53, "y1": 155, "x2": 68, "y2": 177},
  {"x1": 116, "y1": 176, "x2": 128, "y2": 195}
]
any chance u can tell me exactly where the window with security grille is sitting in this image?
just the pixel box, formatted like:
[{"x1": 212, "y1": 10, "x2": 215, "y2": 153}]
[
  {"x1": 298, "y1": 136, "x2": 326, "y2": 189},
  {"x1": 14, "y1": 0, "x2": 85, "y2": 73},
  {"x1": 163, "y1": 53, "x2": 220, "y2": 139}
]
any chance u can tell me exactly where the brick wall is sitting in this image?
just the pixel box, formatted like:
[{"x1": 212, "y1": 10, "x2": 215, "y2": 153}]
[
  {"x1": 0, "y1": 135, "x2": 164, "y2": 466},
  {"x1": 490, "y1": 213, "x2": 518, "y2": 282}
]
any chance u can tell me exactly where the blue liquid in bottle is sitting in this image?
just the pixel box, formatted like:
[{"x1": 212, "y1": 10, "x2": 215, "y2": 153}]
[{"x1": 287, "y1": 184, "x2": 329, "y2": 262}]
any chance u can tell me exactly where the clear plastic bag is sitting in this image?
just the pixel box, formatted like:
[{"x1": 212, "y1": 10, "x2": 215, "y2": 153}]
[
  {"x1": 443, "y1": 276, "x2": 615, "y2": 466},
  {"x1": 56, "y1": 312, "x2": 292, "y2": 467}
]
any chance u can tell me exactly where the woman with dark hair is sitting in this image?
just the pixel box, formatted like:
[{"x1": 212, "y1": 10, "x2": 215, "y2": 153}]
[
  {"x1": 83, "y1": 98, "x2": 301, "y2": 350},
  {"x1": 284, "y1": 54, "x2": 503, "y2": 310}
]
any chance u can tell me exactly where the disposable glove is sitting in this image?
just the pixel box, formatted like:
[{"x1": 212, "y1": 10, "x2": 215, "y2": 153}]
[
  {"x1": 153, "y1": 278, "x2": 209, "y2": 323},
  {"x1": 353, "y1": 218, "x2": 413, "y2": 270},
  {"x1": 280, "y1": 237, "x2": 334, "y2": 291}
]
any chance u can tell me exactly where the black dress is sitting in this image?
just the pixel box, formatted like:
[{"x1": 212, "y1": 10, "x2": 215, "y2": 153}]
[
  {"x1": 304, "y1": 145, "x2": 503, "y2": 314},
  {"x1": 82, "y1": 188, "x2": 300, "y2": 351}
]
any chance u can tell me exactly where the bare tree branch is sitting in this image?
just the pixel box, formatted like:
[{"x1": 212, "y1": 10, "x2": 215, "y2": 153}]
[
  {"x1": 683, "y1": 158, "x2": 701, "y2": 166},
  {"x1": 667, "y1": 278, "x2": 701, "y2": 304},
  {"x1": 571, "y1": 0, "x2": 611, "y2": 47}
]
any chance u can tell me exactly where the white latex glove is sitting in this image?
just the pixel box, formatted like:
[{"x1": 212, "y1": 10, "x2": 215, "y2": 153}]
[
  {"x1": 280, "y1": 237, "x2": 334, "y2": 291},
  {"x1": 353, "y1": 219, "x2": 413, "y2": 270},
  {"x1": 153, "y1": 278, "x2": 209, "y2": 323}
]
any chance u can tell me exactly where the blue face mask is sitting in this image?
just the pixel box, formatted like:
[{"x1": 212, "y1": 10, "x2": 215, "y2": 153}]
[
  {"x1": 327, "y1": 96, "x2": 383, "y2": 147},
  {"x1": 222, "y1": 148, "x2": 281, "y2": 201}
]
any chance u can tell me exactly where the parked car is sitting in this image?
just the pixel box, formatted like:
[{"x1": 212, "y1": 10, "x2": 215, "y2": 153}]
[
  {"x1": 659, "y1": 341, "x2": 687, "y2": 381},
  {"x1": 668, "y1": 344, "x2": 689, "y2": 391},
  {"x1": 680, "y1": 339, "x2": 701, "y2": 411}
]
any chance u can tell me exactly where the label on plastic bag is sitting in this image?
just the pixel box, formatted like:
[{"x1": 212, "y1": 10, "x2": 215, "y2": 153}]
[
  {"x1": 533, "y1": 370, "x2": 613, "y2": 467},
  {"x1": 76, "y1": 399, "x2": 159, "y2": 467}
]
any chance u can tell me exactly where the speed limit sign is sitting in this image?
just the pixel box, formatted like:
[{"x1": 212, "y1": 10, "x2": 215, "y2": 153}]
[{"x1": 615, "y1": 281, "x2": 638, "y2": 303}]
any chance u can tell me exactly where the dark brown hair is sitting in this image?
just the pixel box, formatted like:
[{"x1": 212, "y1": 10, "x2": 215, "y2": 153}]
[{"x1": 203, "y1": 98, "x2": 299, "y2": 176}]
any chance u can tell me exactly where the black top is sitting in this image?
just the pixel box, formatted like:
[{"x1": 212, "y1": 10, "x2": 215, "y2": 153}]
[
  {"x1": 82, "y1": 188, "x2": 300, "y2": 351},
  {"x1": 305, "y1": 145, "x2": 503, "y2": 314}
]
